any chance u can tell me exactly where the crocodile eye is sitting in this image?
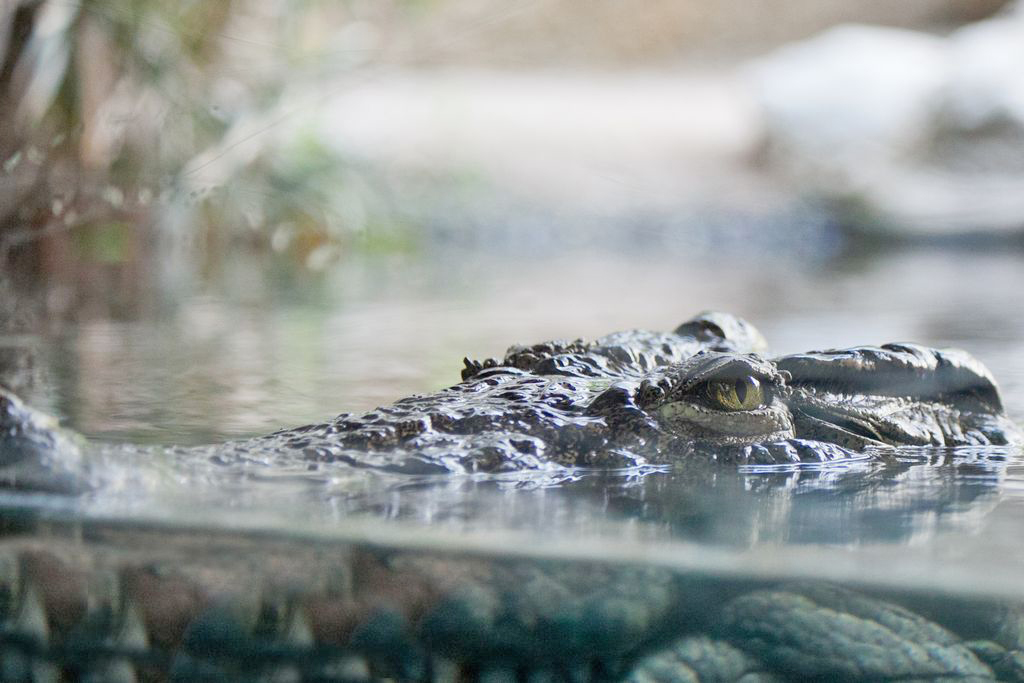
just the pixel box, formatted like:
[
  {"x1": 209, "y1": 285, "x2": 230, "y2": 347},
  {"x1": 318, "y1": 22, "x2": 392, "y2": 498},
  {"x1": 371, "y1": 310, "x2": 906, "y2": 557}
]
[{"x1": 709, "y1": 377, "x2": 764, "y2": 411}]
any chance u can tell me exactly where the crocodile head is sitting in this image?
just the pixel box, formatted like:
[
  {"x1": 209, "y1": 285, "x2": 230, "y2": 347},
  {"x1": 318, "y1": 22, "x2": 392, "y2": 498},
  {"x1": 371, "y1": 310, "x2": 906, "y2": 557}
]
[
  {"x1": 638, "y1": 352, "x2": 795, "y2": 446},
  {"x1": 623, "y1": 341, "x2": 1023, "y2": 467}
]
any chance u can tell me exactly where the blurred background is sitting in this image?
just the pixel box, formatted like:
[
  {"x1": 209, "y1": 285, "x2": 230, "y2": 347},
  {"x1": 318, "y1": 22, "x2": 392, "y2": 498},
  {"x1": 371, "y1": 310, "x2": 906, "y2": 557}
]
[{"x1": 2, "y1": 0, "x2": 1023, "y2": 445}]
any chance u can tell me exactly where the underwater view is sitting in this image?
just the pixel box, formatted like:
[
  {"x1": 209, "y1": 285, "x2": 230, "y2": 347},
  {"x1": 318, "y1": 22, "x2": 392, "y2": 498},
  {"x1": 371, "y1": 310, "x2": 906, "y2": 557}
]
[{"x1": 3, "y1": 1, "x2": 1024, "y2": 680}]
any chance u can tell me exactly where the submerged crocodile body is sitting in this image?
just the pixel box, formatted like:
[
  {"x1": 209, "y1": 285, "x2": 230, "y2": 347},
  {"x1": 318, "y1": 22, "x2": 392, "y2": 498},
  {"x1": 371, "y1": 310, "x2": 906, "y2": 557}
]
[
  {"x1": 3, "y1": 516, "x2": 1024, "y2": 682},
  {"x1": 0, "y1": 312, "x2": 1023, "y2": 681}
]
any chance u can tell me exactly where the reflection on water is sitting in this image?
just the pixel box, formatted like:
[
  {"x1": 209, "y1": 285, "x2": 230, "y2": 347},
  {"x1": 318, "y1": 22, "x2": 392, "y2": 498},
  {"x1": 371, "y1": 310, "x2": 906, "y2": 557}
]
[{"x1": 3, "y1": 445, "x2": 1017, "y2": 594}]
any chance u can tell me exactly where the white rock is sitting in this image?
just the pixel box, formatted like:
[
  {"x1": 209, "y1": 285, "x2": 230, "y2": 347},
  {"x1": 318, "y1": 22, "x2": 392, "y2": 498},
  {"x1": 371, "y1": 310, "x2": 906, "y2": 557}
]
[
  {"x1": 747, "y1": 25, "x2": 946, "y2": 166},
  {"x1": 747, "y1": 5, "x2": 1024, "y2": 236}
]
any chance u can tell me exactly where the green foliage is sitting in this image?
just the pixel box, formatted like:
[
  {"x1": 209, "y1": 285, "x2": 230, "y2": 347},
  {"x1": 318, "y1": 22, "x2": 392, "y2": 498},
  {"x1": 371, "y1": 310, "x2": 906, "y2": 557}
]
[{"x1": 0, "y1": 0, "x2": 413, "y2": 271}]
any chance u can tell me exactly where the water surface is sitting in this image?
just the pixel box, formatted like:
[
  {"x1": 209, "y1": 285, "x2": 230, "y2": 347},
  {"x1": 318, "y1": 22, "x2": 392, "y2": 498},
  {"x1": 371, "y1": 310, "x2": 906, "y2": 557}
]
[{"x1": 3, "y1": 241, "x2": 1024, "y2": 678}]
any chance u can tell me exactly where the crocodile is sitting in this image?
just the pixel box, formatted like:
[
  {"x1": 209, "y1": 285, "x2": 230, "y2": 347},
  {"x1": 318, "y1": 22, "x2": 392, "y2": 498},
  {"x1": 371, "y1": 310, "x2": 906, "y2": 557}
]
[
  {"x1": 0, "y1": 311, "x2": 1022, "y2": 681},
  {"x1": 0, "y1": 311, "x2": 1019, "y2": 494}
]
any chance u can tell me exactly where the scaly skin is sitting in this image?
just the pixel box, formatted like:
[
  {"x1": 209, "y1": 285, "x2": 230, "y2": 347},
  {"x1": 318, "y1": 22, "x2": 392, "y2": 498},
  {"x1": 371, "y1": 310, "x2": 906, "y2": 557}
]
[{"x1": 0, "y1": 311, "x2": 1018, "y2": 492}]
